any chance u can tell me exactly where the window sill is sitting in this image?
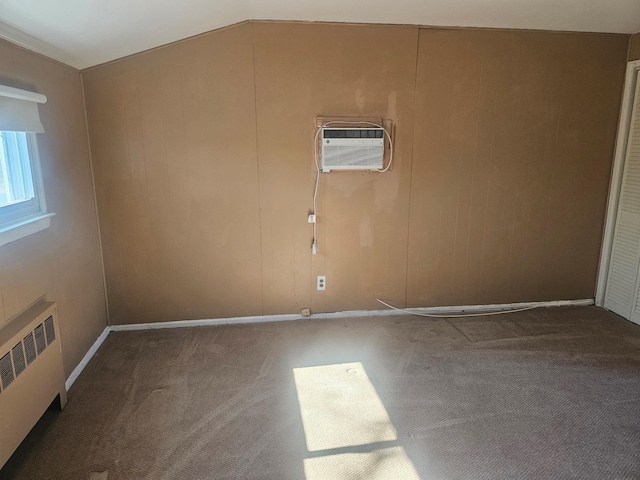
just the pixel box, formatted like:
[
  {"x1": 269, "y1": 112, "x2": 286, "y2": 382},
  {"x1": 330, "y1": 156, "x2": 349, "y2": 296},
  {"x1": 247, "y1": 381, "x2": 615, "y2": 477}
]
[{"x1": 0, "y1": 212, "x2": 55, "y2": 248}]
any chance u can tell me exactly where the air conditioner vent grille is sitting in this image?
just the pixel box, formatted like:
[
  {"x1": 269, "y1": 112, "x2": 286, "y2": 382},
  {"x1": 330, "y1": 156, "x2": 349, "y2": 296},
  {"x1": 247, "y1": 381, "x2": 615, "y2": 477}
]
[{"x1": 320, "y1": 127, "x2": 385, "y2": 172}]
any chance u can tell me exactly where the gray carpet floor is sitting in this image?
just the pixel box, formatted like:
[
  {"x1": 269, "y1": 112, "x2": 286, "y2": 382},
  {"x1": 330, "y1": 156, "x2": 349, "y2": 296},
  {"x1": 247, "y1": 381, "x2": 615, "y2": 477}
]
[{"x1": 2, "y1": 306, "x2": 640, "y2": 479}]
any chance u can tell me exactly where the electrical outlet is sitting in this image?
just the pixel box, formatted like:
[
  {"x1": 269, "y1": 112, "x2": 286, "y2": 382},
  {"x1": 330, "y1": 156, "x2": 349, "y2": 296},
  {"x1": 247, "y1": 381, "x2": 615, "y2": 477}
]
[
  {"x1": 301, "y1": 308, "x2": 311, "y2": 317},
  {"x1": 317, "y1": 275, "x2": 326, "y2": 291}
]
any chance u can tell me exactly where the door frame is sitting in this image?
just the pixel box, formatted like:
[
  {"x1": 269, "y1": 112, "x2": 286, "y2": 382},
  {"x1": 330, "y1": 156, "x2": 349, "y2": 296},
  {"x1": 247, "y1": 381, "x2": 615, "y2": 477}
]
[{"x1": 596, "y1": 59, "x2": 640, "y2": 307}]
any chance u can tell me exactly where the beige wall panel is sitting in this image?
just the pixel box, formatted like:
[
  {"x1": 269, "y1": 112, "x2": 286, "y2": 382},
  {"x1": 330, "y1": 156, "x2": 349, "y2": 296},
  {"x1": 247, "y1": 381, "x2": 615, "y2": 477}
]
[
  {"x1": 252, "y1": 22, "x2": 418, "y2": 314},
  {"x1": 540, "y1": 34, "x2": 628, "y2": 300},
  {"x1": 504, "y1": 35, "x2": 567, "y2": 302},
  {"x1": 408, "y1": 29, "x2": 627, "y2": 307},
  {"x1": 83, "y1": 23, "x2": 263, "y2": 324},
  {"x1": 629, "y1": 33, "x2": 640, "y2": 61},
  {"x1": 0, "y1": 40, "x2": 107, "y2": 375}
]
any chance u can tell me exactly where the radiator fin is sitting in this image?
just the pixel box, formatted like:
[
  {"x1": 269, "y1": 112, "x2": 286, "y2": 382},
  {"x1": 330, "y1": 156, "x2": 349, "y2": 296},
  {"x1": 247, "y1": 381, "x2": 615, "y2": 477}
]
[
  {"x1": 11, "y1": 342, "x2": 26, "y2": 377},
  {"x1": 44, "y1": 316, "x2": 55, "y2": 345},
  {"x1": 0, "y1": 352, "x2": 14, "y2": 390},
  {"x1": 23, "y1": 333, "x2": 37, "y2": 365},
  {"x1": 34, "y1": 323, "x2": 46, "y2": 355}
]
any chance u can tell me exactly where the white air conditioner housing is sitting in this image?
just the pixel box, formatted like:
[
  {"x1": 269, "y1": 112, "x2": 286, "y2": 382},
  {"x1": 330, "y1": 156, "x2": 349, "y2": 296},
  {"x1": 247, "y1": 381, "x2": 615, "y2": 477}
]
[{"x1": 320, "y1": 127, "x2": 384, "y2": 172}]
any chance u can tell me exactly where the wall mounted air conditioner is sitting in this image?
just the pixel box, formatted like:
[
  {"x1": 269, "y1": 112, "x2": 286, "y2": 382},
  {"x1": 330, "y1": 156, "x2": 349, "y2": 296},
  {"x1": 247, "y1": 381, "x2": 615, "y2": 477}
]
[{"x1": 320, "y1": 127, "x2": 384, "y2": 172}]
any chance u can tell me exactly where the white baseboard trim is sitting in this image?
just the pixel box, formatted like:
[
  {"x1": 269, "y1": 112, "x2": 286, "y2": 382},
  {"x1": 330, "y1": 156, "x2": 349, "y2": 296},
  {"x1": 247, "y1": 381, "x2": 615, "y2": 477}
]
[
  {"x1": 109, "y1": 298, "x2": 595, "y2": 332},
  {"x1": 65, "y1": 326, "x2": 110, "y2": 391},
  {"x1": 67, "y1": 299, "x2": 594, "y2": 389}
]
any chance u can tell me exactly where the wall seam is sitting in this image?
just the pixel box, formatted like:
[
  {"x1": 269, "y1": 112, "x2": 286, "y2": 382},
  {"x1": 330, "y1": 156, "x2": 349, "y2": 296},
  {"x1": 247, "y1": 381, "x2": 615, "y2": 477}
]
[
  {"x1": 540, "y1": 36, "x2": 570, "y2": 300},
  {"x1": 79, "y1": 73, "x2": 111, "y2": 326},
  {"x1": 251, "y1": 21, "x2": 265, "y2": 316},
  {"x1": 404, "y1": 27, "x2": 422, "y2": 308}
]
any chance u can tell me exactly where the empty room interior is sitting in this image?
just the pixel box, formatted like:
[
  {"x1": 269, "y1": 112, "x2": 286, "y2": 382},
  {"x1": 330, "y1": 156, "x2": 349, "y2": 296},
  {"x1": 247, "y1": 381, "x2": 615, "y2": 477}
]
[{"x1": 1, "y1": 1, "x2": 640, "y2": 478}]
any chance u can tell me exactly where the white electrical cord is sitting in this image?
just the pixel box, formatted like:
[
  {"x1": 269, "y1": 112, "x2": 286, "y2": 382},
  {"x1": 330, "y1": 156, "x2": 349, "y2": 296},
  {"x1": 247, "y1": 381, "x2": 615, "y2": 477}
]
[
  {"x1": 376, "y1": 298, "x2": 540, "y2": 318},
  {"x1": 312, "y1": 126, "x2": 322, "y2": 253},
  {"x1": 312, "y1": 120, "x2": 395, "y2": 254}
]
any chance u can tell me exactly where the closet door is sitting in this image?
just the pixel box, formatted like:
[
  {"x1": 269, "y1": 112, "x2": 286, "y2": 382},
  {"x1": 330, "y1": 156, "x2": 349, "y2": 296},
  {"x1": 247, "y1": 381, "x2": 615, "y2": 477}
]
[{"x1": 605, "y1": 71, "x2": 640, "y2": 323}]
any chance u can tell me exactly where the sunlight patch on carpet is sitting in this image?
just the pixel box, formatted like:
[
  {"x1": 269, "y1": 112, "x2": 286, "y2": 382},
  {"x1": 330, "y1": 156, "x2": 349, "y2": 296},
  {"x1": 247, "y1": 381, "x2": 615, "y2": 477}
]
[
  {"x1": 293, "y1": 362, "x2": 397, "y2": 451},
  {"x1": 304, "y1": 446, "x2": 420, "y2": 480}
]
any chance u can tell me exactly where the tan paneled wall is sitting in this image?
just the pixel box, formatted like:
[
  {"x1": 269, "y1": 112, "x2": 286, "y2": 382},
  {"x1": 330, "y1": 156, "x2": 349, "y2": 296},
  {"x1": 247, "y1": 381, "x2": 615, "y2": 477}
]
[
  {"x1": 0, "y1": 40, "x2": 107, "y2": 374},
  {"x1": 83, "y1": 22, "x2": 628, "y2": 324},
  {"x1": 630, "y1": 33, "x2": 640, "y2": 61},
  {"x1": 408, "y1": 29, "x2": 627, "y2": 306},
  {"x1": 83, "y1": 23, "x2": 262, "y2": 323},
  {"x1": 252, "y1": 23, "x2": 417, "y2": 314}
]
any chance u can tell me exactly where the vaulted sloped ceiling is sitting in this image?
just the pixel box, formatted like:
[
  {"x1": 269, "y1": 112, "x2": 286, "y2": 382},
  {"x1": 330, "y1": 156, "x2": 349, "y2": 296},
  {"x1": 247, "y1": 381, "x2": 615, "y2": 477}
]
[{"x1": 0, "y1": 0, "x2": 639, "y2": 69}]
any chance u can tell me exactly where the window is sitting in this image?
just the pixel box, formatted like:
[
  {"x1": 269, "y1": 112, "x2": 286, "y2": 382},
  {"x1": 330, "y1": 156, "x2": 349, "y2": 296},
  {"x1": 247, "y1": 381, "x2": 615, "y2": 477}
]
[
  {"x1": 0, "y1": 85, "x2": 52, "y2": 248},
  {"x1": 0, "y1": 131, "x2": 40, "y2": 222}
]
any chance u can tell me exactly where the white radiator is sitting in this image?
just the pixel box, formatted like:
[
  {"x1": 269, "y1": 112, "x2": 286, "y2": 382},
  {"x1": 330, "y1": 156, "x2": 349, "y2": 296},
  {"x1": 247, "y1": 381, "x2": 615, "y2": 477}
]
[{"x1": 0, "y1": 301, "x2": 67, "y2": 468}]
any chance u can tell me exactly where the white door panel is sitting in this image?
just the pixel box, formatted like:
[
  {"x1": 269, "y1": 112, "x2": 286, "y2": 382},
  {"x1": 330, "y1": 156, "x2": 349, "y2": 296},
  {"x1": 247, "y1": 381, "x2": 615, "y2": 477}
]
[{"x1": 605, "y1": 71, "x2": 640, "y2": 324}]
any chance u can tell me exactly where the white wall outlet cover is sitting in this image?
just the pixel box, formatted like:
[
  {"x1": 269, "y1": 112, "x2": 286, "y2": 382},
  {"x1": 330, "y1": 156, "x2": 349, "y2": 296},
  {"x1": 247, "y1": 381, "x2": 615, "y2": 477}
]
[{"x1": 317, "y1": 275, "x2": 326, "y2": 291}]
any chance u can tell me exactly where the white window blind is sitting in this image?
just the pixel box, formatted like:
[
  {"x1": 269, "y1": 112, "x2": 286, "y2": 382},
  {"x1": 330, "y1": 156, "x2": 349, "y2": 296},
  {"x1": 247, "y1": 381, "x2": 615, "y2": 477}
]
[{"x1": 0, "y1": 84, "x2": 47, "y2": 133}]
